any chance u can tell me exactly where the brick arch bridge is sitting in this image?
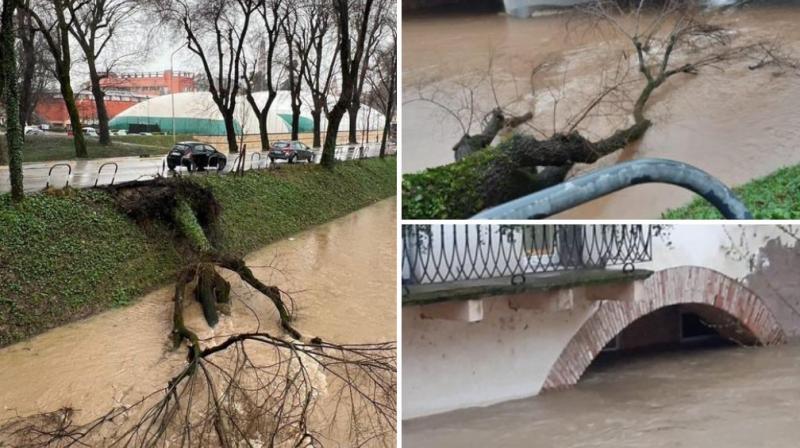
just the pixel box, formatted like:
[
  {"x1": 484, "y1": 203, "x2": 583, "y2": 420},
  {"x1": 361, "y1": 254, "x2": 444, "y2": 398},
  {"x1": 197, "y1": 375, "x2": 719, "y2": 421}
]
[{"x1": 543, "y1": 266, "x2": 787, "y2": 390}]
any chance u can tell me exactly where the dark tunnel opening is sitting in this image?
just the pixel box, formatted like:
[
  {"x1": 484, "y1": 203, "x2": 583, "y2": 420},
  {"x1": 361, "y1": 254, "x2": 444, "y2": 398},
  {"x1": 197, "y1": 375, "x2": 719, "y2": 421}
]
[{"x1": 586, "y1": 304, "x2": 757, "y2": 375}]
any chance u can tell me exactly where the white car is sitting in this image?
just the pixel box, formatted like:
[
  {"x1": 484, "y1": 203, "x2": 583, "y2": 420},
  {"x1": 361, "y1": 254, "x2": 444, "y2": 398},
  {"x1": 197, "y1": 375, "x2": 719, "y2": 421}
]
[
  {"x1": 114, "y1": 129, "x2": 128, "y2": 136},
  {"x1": 24, "y1": 126, "x2": 44, "y2": 135},
  {"x1": 83, "y1": 127, "x2": 98, "y2": 137}
]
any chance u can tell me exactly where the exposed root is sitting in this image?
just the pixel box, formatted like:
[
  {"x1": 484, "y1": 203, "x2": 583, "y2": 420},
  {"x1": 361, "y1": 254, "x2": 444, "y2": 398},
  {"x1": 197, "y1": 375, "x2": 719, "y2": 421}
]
[{"x1": 214, "y1": 255, "x2": 302, "y2": 340}]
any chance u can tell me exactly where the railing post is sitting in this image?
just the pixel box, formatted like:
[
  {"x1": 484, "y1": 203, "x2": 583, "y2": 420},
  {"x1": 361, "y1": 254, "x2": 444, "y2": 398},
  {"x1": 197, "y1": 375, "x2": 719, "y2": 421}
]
[{"x1": 46, "y1": 163, "x2": 72, "y2": 190}]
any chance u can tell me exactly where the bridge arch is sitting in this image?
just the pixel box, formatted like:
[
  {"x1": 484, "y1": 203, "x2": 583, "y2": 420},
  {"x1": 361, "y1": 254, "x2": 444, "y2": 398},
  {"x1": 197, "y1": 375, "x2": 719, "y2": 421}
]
[{"x1": 543, "y1": 266, "x2": 787, "y2": 390}]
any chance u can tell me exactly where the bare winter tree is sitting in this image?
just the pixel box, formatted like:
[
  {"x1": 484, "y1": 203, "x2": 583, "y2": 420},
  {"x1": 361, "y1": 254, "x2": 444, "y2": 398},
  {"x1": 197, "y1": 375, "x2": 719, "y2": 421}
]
[
  {"x1": 366, "y1": 16, "x2": 396, "y2": 158},
  {"x1": 19, "y1": 0, "x2": 88, "y2": 158},
  {"x1": 16, "y1": 6, "x2": 53, "y2": 128},
  {"x1": 347, "y1": 0, "x2": 387, "y2": 145},
  {"x1": 66, "y1": 0, "x2": 139, "y2": 146},
  {"x1": 156, "y1": 0, "x2": 261, "y2": 154},
  {"x1": 281, "y1": 1, "x2": 303, "y2": 141},
  {"x1": 297, "y1": 0, "x2": 339, "y2": 149},
  {"x1": 321, "y1": 0, "x2": 377, "y2": 168},
  {"x1": 242, "y1": 0, "x2": 285, "y2": 151},
  {"x1": 403, "y1": 0, "x2": 798, "y2": 218}
]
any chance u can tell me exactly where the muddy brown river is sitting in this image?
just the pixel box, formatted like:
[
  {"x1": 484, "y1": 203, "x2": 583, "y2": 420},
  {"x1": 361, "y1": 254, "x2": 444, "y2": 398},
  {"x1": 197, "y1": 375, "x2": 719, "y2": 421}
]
[
  {"x1": 0, "y1": 198, "x2": 396, "y2": 441},
  {"x1": 403, "y1": 343, "x2": 800, "y2": 447},
  {"x1": 403, "y1": 4, "x2": 800, "y2": 218}
]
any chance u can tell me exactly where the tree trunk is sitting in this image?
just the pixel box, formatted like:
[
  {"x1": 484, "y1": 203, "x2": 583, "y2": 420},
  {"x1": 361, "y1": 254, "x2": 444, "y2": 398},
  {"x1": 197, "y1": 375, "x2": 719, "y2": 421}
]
[
  {"x1": 256, "y1": 112, "x2": 269, "y2": 151},
  {"x1": 2, "y1": 0, "x2": 23, "y2": 201},
  {"x1": 222, "y1": 111, "x2": 239, "y2": 154},
  {"x1": 380, "y1": 99, "x2": 393, "y2": 158},
  {"x1": 87, "y1": 65, "x2": 111, "y2": 145},
  {"x1": 311, "y1": 108, "x2": 321, "y2": 148},
  {"x1": 347, "y1": 101, "x2": 359, "y2": 144},
  {"x1": 402, "y1": 119, "x2": 651, "y2": 219},
  {"x1": 59, "y1": 75, "x2": 88, "y2": 158},
  {"x1": 290, "y1": 103, "x2": 300, "y2": 140},
  {"x1": 322, "y1": 100, "x2": 347, "y2": 168}
]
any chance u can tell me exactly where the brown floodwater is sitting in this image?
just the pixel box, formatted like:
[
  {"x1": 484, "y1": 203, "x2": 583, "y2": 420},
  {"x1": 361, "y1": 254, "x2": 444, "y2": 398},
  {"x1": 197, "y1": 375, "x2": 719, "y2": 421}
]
[
  {"x1": 0, "y1": 198, "x2": 396, "y2": 440},
  {"x1": 403, "y1": 343, "x2": 800, "y2": 447},
  {"x1": 403, "y1": 4, "x2": 800, "y2": 218}
]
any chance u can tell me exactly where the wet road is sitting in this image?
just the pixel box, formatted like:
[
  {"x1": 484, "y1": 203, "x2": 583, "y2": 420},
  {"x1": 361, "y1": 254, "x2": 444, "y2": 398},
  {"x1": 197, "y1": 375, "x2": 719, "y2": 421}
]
[
  {"x1": 403, "y1": 343, "x2": 800, "y2": 447},
  {"x1": 0, "y1": 142, "x2": 394, "y2": 193}
]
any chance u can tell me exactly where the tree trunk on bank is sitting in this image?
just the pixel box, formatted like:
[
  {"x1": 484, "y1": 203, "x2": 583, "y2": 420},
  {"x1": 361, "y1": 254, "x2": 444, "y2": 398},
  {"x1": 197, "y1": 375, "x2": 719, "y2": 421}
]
[
  {"x1": 311, "y1": 109, "x2": 321, "y2": 148},
  {"x1": 58, "y1": 72, "x2": 87, "y2": 158},
  {"x1": 347, "y1": 101, "x2": 359, "y2": 144},
  {"x1": 223, "y1": 112, "x2": 239, "y2": 154},
  {"x1": 256, "y1": 113, "x2": 269, "y2": 151},
  {"x1": 87, "y1": 65, "x2": 111, "y2": 145},
  {"x1": 2, "y1": 0, "x2": 24, "y2": 201},
  {"x1": 322, "y1": 101, "x2": 347, "y2": 168},
  {"x1": 290, "y1": 104, "x2": 300, "y2": 141},
  {"x1": 402, "y1": 118, "x2": 651, "y2": 219},
  {"x1": 380, "y1": 100, "x2": 393, "y2": 158},
  {"x1": 246, "y1": 91, "x2": 275, "y2": 151}
]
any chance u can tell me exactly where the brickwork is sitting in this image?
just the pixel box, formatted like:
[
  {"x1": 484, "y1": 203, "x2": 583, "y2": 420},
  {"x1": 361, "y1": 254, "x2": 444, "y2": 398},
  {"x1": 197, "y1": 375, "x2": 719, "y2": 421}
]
[{"x1": 542, "y1": 266, "x2": 787, "y2": 390}]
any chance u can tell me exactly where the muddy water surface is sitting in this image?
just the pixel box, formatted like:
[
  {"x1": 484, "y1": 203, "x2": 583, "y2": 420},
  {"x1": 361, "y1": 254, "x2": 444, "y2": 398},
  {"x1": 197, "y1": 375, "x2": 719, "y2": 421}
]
[
  {"x1": 403, "y1": 343, "x2": 800, "y2": 447},
  {"x1": 0, "y1": 198, "x2": 396, "y2": 425},
  {"x1": 403, "y1": 5, "x2": 800, "y2": 218}
]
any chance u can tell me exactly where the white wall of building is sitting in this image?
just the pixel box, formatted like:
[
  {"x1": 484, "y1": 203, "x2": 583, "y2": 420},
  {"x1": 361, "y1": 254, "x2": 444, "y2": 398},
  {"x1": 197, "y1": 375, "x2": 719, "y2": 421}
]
[{"x1": 403, "y1": 298, "x2": 597, "y2": 418}]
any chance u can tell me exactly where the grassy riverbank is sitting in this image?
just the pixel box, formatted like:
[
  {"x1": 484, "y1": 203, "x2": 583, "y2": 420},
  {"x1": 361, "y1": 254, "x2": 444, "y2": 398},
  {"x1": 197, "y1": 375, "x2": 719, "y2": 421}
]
[
  {"x1": 663, "y1": 164, "x2": 800, "y2": 219},
  {"x1": 0, "y1": 157, "x2": 396, "y2": 346}
]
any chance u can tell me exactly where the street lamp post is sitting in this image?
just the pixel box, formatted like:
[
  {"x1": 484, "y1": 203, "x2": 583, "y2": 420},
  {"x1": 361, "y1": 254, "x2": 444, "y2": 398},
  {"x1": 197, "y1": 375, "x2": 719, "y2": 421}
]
[{"x1": 170, "y1": 43, "x2": 188, "y2": 145}]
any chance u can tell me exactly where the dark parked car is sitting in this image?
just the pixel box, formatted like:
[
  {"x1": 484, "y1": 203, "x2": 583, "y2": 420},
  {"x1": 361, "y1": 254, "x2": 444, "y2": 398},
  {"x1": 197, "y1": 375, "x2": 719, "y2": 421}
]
[
  {"x1": 167, "y1": 142, "x2": 227, "y2": 171},
  {"x1": 268, "y1": 140, "x2": 315, "y2": 164}
]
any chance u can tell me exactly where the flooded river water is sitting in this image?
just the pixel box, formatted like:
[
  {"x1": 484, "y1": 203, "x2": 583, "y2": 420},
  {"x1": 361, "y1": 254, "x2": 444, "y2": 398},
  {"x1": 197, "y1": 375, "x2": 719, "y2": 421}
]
[
  {"x1": 403, "y1": 343, "x2": 800, "y2": 447},
  {"x1": 403, "y1": 3, "x2": 800, "y2": 218},
  {"x1": 0, "y1": 198, "x2": 396, "y2": 440}
]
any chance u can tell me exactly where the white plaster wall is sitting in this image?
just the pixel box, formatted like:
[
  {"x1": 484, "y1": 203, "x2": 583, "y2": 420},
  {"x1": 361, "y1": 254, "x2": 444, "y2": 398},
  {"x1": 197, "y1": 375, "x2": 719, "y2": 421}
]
[
  {"x1": 643, "y1": 224, "x2": 792, "y2": 279},
  {"x1": 402, "y1": 297, "x2": 597, "y2": 419}
]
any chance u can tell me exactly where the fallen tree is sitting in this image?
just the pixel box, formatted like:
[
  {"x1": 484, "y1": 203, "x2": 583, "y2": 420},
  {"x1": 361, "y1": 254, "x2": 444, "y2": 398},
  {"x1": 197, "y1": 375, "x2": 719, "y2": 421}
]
[
  {"x1": 0, "y1": 175, "x2": 396, "y2": 447},
  {"x1": 402, "y1": 0, "x2": 794, "y2": 219}
]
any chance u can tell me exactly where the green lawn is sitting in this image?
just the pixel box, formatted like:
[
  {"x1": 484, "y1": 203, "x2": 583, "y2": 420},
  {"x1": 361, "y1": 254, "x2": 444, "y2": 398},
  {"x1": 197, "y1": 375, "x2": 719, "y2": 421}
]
[
  {"x1": 663, "y1": 163, "x2": 800, "y2": 219},
  {"x1": 0, "y1": 157, "x2": 396, "y2": 347},
  {"x1": 15, "y1": 134, "x2": 177, "y2": 163},
  {"x1": 114, "y1": 133, "x2": 196, "y2": 148}
]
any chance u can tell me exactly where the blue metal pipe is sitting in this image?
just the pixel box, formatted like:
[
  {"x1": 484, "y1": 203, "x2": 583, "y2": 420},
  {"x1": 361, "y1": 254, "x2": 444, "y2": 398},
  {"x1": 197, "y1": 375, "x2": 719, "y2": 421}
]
[{"x1": 471, "y1": 158, "x2": 752, "y2": 219}]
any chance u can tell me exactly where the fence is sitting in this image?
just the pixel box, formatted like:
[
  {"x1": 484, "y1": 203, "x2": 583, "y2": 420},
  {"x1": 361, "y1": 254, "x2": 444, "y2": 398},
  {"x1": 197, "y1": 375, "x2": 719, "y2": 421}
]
[
  {"x1": 5, "y1": 141, "x2": 396, "y2": 193},
  {"x1": 200, "y1": 129, "x2": 388, "y2": 151},
  {"x1": 402, "y1": 224, "x2": 652, "y2": 286}
]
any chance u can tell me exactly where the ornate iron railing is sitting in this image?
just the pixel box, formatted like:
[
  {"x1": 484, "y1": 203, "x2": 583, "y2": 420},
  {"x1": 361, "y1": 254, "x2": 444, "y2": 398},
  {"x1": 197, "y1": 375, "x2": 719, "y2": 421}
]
[{"x1": 402, "y1": 224, "x2": 652, "y2": 286}]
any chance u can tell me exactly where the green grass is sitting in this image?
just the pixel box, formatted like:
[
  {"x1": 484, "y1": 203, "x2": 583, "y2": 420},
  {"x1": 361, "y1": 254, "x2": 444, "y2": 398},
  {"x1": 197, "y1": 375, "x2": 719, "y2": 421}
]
[
  {"x1": 0, "y1": 157, "x2": 396, "y2": 347},
  {"x1": 114, "y1": 134, "x2": 196, "y2": 148},
  {"x1": 663, "y1": 163, "x2": 800, "y2": 219},
  {"x1": 16, "y1": 134, "x2": 174, "y2": 163}
]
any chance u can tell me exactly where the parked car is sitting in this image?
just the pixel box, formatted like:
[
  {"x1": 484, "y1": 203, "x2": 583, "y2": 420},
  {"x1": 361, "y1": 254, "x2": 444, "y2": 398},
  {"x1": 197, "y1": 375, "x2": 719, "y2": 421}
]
[
  {"x1": 268, "y1": 140, "x2": 315, "y2": 164},
  {"x1": 83, "y1": 127, "x2": 98, "y2": 137},
  {"x1": 112, "y1": 129, "x2": 128, "y2": 136},
  {"x1": 24, "y1": 126, "x2": 44, "y2": 135},
  {"x1": 167, "y1": 142, "x2": 227, "y2": 172}
]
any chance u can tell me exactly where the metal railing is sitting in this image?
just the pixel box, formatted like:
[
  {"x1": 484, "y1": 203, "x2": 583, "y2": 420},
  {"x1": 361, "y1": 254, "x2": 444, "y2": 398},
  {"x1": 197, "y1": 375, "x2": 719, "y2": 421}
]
[
  {"x1": 402, "y1": 224, "x2": 652, "y2": 286},
  {"x1": 472, "y1": 159, "x2": 751, "y2": 220},
  {"x1": 5, "y1": 141, "x2": 396, "y2": 194}
]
